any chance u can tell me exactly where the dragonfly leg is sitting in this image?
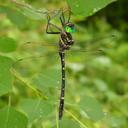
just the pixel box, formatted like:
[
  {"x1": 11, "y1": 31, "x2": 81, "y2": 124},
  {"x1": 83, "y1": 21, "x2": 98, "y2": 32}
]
[
  {"x1": 67, "y1": 10, "x2": 71, "y2": 23},
  {"x1": 46, "y1": 15, "x2": 61, "y2": 34},
  {"x1": 59, "y1": 10, "x2": 65, "y2": 27},
  {"x1": 60, "y1": 9, "x2": 71, "y2": 27},
  {"x1": 61, "y1": 10, "x2": 65, "y2": 23},
  {"x1": 60, "y1": 16, "x2": 65, "y2": 27}
]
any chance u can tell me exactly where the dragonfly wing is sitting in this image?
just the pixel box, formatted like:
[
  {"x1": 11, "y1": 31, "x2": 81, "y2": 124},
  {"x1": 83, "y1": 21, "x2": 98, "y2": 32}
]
[
  {"x1": 17, "y1": 40, "x2": 59, "y2": 57},
  {"x1": 11, "y1": 0, "x2": 62, "y2": 20},
  {"x1": 12, "y1": 40, "x2": 61, "y2": 101},
  {"x1": 11, "y1": 34, "x2": 115, "y2": 102},
  {"x1": 62, "y1": 34, "x2": 116, "y2": 69}
]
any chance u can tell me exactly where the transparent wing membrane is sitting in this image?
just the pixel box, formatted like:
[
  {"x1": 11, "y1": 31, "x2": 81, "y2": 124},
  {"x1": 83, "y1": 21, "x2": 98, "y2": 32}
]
[
  {"x1": 10, "y1": 26, "x2": 116, "y2": 124},
  {"x1": 11, "y1": 0, "x2": 69, "y2": 21},
  {"x1": 15, "y1": 34, "x2": 115, "y2": 59},
  {"x1": 12, "y1": 34, "x2": 115, "y2": 88},
  {"x1": 12, "y1": 51, "x2": 61, "y2": 99}
]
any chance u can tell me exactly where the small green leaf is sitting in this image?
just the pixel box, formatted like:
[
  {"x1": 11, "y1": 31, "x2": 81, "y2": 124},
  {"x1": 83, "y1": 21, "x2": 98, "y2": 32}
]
[
  {"x1": 0, "y1": 56, "x2": 13, "y2": 96},
  {"x1": 19, "y1": 99, "x2": 55, "y2": 122},
  {"x1": 67, "y1": 0, "x2": 117, "y2": 17},
  {"x1": 0, "y1": 37, "x2": 17, "y2": 53},
  {"x1": 0, "y1": 106, "x2": 28, "y2": 128},
  {"x1": 79, "y1": 96, "x2": 104, "y2": 121}
]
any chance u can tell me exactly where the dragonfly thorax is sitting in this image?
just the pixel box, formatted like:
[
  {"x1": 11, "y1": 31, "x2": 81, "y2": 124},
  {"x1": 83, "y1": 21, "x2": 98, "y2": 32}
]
[{"x1": 59, "y1": 31, "x2": 74, "y2": 52}]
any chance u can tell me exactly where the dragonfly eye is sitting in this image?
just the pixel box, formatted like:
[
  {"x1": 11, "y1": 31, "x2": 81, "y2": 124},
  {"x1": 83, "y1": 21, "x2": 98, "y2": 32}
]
[{"x1": 64, "y1": 25, "x2": 75, "y2": 33}]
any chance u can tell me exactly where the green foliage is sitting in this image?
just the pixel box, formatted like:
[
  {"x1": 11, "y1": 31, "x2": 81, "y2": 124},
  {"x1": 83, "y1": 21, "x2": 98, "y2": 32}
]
[
  {"x1": 79, "y1": 96, "x2": 104, "y2": 121},
  {"x1": 0, "y1": 56, "x2": 13, "y2": 96},
  {"x1": 0, "y1": 106, "x2": 28, "y2": 128},
  {"x1": 67, "y1": 0, "x2": 117, "y2": 17},
  {"x1": 0, "y1": 37, "x2": 17, "y2": 53},
  {"x1": 60, "y1": 118, "x2": 80, "y2": 128},
  {"x1": 32, "y1": 68, "x2": 61, "y2": 98},
  {"x1": 0, "y1": 5, "x2": 28, "y2": 29},
  {"x1": 19, "y1": 99, "x2": 55, "y2": 122}
]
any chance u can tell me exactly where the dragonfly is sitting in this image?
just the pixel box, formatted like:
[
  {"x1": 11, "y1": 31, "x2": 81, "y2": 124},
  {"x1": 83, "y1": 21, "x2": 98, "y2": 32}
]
[
  {"x1": 41, "y1": 9, "x2": 115, "y2": 120},
  {"x1": 12, "y1": 2, "x2": 115, "y2": 121},
  {"x1": 46, "y1": 9, "x2": 76, "y2": 120}
]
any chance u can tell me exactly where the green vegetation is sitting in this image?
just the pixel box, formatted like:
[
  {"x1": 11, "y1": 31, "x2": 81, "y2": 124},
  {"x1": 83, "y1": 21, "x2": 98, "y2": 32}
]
[{"x1": 0, "y1": 0, "x2": 127, "y2": 128}]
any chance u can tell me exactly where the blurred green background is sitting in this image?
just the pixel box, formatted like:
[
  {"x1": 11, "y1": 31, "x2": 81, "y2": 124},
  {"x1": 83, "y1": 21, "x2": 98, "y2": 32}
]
[{"x1": 0, "y1": 0, "x2": 128, "y2": 128}]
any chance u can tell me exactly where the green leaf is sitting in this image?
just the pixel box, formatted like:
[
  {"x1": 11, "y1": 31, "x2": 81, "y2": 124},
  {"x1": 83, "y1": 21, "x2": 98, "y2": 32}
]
[
  {"x1": 67, "y1": 0, "x2": 117, "y2": 17},
  {"x1": 0, "y1": 106, "x2": 28, "y2": 128},
  {"x1": 0, "y1": 56, "x2": 13, "y2": 96},
  {"x1": 94, "y1": 78, "x2": 108, "y2": 92},
  {"x1": 79, "y1": 96, "x2": 104, "y2": 121},
  {"x1": 19, "y1": 99, "x2": 55, "y2": 122},
  {"x1": 0, "y1": 5, "x2": 28, "y2": 28},
  {"x1": 115, "y1": 43, "x2": 128, "y2": 63},
  {"x1": 32, "y1": 68, "x2": 61, "y2": 98},
  {"x1": 60, "y1": 117, "x2": 80, "y2": 128},
  {"x1": 108, "y1": 116, "x2": 127, "y2": 128},
  {"x1": 0, "y1": 37, "x2": 17, "y2": 53}
]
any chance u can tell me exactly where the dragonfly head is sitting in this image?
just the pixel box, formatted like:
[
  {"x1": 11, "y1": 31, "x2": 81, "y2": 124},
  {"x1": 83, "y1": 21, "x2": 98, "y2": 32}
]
[{"x1": 64, "y1": 22, "x2": 75, "y2": 33}]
